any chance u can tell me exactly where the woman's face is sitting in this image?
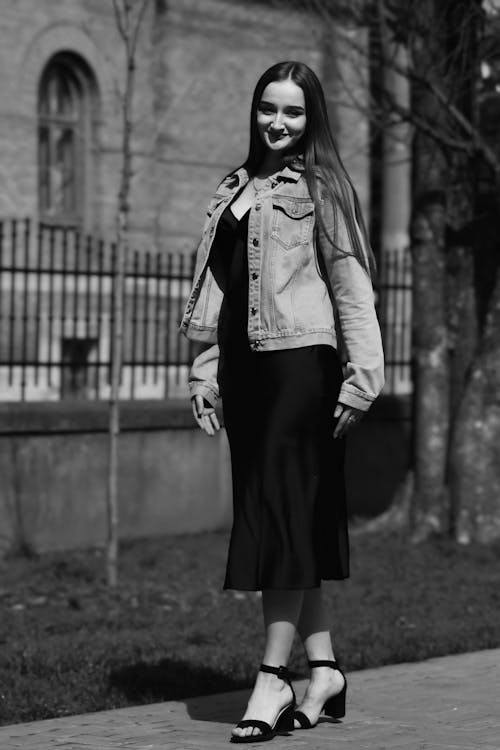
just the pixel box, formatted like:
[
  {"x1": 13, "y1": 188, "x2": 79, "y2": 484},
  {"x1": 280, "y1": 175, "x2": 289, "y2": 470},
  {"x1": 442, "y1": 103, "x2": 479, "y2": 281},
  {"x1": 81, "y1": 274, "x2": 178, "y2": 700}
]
[{"x1": 256, "y1": 79, "x2": 306, "y2": 154}]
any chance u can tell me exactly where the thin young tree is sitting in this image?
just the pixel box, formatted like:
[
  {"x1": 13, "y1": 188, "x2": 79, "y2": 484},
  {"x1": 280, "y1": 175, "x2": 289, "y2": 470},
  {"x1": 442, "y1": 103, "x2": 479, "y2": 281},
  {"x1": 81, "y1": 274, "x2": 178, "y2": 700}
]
[{"x1": 108, "y1": 0, "x2": 151, "y2": 586}]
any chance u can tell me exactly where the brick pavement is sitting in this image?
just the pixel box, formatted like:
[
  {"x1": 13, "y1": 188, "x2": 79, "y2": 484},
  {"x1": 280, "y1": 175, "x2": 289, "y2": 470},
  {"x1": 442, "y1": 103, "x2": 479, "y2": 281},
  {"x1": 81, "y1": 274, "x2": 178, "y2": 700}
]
[{"x1": 0, "y1": 648, "x2": 498, "y2": 750}]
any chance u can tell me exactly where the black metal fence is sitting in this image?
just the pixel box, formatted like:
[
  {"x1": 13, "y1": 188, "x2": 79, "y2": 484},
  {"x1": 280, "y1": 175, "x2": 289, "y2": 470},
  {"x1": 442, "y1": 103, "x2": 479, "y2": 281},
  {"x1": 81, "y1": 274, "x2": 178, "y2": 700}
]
[
  {"x1": 377, "y1": 247, "x2": 413, "y2": 395},
  {"x1": 0, "y1": 218, "x2": 196, "y2": 401},
  {"x1": 0, "y1": 218, "x2": 412, "y2": 402}
]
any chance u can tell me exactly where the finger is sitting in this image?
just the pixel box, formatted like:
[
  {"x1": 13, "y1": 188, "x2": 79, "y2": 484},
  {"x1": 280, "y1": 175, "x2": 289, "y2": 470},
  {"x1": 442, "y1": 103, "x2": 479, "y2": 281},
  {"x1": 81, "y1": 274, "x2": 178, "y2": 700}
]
[
  {"x1": 192, "y1": 398, "x2": 213, "y2": 433},
  {"x1": 191, "y1": 404, "x2": 203, "y2": 429},
  {"x1": 334, "y1": 404, "x2": 343, "y2": 419},
  {"x1": 202, "y1": 414, "x2": 215, "y2": 436},
  {"x1": 334, "y1": 411, "x2": 351, "y2": 439},
  {"x1": 191, "y1": 396, "x2": 202, "y2": 420},
  {"x1": 209, "y1": 412, "x2": 220, "y2": 431},
  {"x1": 194, "y1": 395, "x2": 205, "y2": 418}
]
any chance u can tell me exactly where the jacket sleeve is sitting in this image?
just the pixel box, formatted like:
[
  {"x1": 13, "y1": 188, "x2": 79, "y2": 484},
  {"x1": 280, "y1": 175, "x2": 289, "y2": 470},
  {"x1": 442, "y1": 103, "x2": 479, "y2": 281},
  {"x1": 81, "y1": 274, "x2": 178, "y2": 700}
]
[
  {"x1": 188, "y1": 344, "x2": 220, "y2": 407},
  {"x1": 317, "y1": 187, "x2": 385, "y2": 411}
]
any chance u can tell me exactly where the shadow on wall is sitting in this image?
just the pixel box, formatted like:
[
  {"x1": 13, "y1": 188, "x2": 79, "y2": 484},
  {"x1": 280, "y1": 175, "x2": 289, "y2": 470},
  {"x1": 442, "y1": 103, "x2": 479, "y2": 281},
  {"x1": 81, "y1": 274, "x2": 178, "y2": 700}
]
[{"x1": 345, "y1": 395, "x2": 412, "y2": 518}]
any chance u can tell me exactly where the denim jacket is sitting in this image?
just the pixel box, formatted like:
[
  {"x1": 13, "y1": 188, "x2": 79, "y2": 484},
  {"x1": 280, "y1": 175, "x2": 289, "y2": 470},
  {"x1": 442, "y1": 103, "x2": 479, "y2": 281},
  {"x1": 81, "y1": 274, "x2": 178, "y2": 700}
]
[{"x1": 180, "y1": 164, "x2": 384, "y2": 411}]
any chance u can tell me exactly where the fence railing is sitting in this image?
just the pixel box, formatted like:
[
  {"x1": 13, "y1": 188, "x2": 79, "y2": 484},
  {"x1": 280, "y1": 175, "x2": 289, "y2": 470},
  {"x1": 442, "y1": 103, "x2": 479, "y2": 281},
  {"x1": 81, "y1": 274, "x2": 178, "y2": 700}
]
[
  {"x1": 0, "y1": 219, "x2": 413, "y2": 402},
  {"x1": 0, "y1": 219, "x2": 196, "y2": 401},
  {"x1": 377, "y1": 247, "x2": 413, "y2": 396}
]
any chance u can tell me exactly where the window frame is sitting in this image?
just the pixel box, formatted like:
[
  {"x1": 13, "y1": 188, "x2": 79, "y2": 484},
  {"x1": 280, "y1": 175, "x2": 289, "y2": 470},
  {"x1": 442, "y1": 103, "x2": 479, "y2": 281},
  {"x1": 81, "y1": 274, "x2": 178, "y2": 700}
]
[{"x1": 37, "y1": 53, "x2": 98, "y2": 229}]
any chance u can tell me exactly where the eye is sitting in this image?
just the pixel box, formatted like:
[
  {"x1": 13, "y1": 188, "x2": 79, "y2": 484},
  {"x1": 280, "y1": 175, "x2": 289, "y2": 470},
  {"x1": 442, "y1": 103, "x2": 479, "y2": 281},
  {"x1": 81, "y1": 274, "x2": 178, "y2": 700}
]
[{"x1": 257, "y1": 103, "x2": 274, "y2": 114}]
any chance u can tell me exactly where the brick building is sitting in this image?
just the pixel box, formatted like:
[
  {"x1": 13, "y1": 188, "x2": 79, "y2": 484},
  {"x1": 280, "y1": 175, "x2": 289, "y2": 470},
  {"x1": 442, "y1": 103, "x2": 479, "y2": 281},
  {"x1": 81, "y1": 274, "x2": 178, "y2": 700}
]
[
  {"x1": 0, "y1": 0, "x2": 371, "y2": 254},
  {"x1": 1, "y1": 0, "x2": 388, "y2": 402},
  {"x1": 0, "y1": 1, "x2": 413, "y2": 549}
]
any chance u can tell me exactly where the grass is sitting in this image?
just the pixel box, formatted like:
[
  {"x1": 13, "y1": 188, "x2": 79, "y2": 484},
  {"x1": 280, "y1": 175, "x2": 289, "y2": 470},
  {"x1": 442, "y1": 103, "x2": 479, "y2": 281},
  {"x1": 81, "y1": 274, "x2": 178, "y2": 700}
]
[{"x1": 0, "y1": 528, "x2": 499, "y2": 726}]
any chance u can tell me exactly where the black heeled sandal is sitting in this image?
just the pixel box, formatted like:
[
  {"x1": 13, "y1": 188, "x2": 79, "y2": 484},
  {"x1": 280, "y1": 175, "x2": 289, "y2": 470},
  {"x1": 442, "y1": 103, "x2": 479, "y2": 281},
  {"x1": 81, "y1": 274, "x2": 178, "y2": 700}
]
[
  {"x1": 230, "y1": 664, "x2": 296, "y2": 744},
  {"x1": 293, "y1": 659, "x2": 347, "y2": 730}
]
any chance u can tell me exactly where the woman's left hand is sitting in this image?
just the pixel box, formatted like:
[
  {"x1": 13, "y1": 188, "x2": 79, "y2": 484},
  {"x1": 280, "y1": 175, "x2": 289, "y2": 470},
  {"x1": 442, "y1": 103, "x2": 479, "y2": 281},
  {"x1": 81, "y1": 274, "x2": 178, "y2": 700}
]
[{"x1": 333, "y1": 403, "x2": 363, "y2": 439}]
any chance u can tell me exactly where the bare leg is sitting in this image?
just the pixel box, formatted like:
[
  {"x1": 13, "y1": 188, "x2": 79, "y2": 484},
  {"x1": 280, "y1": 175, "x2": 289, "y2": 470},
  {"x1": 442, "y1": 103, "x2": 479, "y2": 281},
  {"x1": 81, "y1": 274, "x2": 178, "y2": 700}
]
[
  {"x1": 294, "y1": 588, "x2": 345, "y2": 728},
  {"x1": 231, "y1": 589, "x2": 303, "y2": 739}
]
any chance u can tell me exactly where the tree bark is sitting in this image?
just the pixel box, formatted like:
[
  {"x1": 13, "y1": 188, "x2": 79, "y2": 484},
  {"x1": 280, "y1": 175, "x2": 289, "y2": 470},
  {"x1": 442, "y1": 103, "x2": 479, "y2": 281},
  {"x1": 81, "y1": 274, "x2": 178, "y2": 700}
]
[
  {"x1": 448, "y1": 266, "x2": 500, "y2": 542},
  {"x1": 446, "y1": 243, "x2": 478, "y2": 418},
  {"x1": 410, "y1": 193, "x2": 450, "y2": 538},
  {"x1": 408, "y1": 0, "x2": 452, "y2": 539}
]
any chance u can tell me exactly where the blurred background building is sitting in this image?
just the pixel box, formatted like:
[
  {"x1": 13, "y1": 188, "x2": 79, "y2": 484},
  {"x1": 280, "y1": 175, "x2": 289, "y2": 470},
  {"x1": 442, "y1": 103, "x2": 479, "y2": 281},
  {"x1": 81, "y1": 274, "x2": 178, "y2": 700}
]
[
  {"x1": 0, "y1": 0, "x2": 414, "y2": 402},
  {"x1": 1, "y1": 0, "x2": 499, "y2": 552}
]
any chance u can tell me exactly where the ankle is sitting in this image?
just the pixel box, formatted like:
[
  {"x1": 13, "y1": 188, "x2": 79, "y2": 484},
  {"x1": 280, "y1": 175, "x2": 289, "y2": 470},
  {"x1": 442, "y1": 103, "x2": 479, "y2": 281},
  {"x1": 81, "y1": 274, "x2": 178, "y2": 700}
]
[
  {"x1": 256, "y1": 670, "x2": 290, "y2": 690},
  {"x1": 308, "y1": 658, "x2": 336, "y2": 667}
]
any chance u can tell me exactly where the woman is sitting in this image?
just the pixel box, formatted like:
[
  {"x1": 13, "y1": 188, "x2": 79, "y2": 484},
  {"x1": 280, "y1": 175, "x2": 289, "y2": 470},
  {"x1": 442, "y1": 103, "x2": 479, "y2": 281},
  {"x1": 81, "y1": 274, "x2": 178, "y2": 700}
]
[{"x1": 180, "y1": 61, "x2": 384, "y2": 743}]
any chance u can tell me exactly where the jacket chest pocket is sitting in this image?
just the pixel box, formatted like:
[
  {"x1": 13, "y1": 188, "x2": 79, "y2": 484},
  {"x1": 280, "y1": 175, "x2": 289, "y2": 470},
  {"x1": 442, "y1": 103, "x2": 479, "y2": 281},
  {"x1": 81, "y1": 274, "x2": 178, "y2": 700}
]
[{"x1": 271, "y1": 197, "x2": 314, "y2": 251}]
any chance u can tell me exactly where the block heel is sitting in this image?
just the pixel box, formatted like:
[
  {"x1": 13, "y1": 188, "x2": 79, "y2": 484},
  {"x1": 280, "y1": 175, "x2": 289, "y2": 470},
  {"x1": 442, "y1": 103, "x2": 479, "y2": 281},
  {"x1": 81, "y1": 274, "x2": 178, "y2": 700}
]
[
  {"x1": 293, "y1": 659, "x2": 347, "y2": 729},
  {"x1": 275, "y1": 702, "x2": 295, "y2": 733},
  {"x1": 323, "y1": 682, "x2": 346, "y2": 718}
]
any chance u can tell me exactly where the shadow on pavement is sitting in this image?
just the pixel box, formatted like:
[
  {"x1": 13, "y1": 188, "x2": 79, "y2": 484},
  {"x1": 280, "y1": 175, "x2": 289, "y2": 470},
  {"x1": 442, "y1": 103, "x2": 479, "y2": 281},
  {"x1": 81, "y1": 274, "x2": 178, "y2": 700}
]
[
  {"x1": 109, "y1": 658, "x2": 249, "y2": 724},
  {"x1": 109, "y1": 660, "x2": 327, "y2": 727}
]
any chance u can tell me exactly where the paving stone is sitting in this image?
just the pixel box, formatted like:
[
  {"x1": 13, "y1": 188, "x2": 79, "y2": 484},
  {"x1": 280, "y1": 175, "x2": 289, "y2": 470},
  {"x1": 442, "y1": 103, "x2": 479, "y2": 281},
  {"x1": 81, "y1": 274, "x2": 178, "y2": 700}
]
[{"x1": 0, "y1": 649, "x2": 498, "y2": 749}]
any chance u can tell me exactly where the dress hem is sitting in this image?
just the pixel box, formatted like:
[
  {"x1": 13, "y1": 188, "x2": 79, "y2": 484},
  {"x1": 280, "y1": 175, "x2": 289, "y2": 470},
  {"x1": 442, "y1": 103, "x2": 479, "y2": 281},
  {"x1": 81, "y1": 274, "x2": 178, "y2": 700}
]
[{"x1": 223, "y1": 576, "x2": 350, "y2": 592}]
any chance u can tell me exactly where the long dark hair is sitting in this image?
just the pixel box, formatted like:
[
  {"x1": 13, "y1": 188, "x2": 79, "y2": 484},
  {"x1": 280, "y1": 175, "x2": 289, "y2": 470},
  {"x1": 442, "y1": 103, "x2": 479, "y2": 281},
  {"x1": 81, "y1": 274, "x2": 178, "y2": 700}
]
[{"x1": 241, "y1": 61, "x2": 375, "y2": 277}]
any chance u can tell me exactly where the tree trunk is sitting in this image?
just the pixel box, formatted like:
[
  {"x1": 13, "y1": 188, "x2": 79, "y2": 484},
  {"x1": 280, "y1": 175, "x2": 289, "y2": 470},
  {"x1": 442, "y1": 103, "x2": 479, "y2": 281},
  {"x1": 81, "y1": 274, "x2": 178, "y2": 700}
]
[
  {"x1": 107, "y1": 208, "x2": 126, "y2": 587},
  {"x1": 408, "y1": 0, "x2": 453, "y2": 539},
  {"x1": 108, "y1": 0, "x2": 150, "y2": 585},
  {"x1": 410, "y1": 194, "x2": 450, "y2": 538},
  {"x1": 446, "y1": 243, "x2": 478, "y2": 418},
  {"x1": 448, "y1": 266, "x2": 500, "y2": 542}
]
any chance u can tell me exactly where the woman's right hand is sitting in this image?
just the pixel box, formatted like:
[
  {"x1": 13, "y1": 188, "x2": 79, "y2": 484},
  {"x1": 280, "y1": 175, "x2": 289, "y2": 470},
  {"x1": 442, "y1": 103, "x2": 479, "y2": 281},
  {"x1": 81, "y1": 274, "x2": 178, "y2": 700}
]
[{"x1": 191, "y1": 395, "x2": 221, "y2": 436}]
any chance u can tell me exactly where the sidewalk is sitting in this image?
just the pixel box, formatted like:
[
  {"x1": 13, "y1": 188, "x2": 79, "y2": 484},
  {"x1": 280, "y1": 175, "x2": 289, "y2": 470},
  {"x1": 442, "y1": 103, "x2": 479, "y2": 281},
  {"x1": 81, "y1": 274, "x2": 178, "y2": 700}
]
[{"x1": 1, "y1": 649, "x2": 498, "y2": 750}]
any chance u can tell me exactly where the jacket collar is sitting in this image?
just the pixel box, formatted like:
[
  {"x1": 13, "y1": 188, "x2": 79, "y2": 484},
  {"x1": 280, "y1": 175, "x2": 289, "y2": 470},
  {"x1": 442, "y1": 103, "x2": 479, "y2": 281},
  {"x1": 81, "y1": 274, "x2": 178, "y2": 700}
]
[
  {"x1": 279, "y1": 165, "x2": 302, "y2": 182},
  {"x1": 233, "y1": 160, "x2": 304, "y2": 188}
]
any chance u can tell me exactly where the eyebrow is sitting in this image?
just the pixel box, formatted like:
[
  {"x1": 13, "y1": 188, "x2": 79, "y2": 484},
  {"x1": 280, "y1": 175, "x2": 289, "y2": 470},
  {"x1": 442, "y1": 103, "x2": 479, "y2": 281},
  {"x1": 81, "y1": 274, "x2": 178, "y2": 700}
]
[{"x1": 258, "y1": 100, "x2": 305, "y2": 111}]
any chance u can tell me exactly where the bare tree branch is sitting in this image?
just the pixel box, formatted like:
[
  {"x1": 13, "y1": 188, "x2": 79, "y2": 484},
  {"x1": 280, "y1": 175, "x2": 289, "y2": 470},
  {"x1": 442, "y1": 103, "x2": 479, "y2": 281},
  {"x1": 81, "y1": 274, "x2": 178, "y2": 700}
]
[
  {"x1": 112, "y1": 0, "x2": 127, "y2": 43},
  {"x1": 425, "y1": 77, "x2": 500, "y2": 170},
  {"x1": 130, "y1": 0, "x2": 151, "y2": 59},
  {"x1": 107, "y1": 0, "x2": 152, "y2": 587},
  {"x1": 309, "y1": 0, "x2": 500, "y2": 175}
]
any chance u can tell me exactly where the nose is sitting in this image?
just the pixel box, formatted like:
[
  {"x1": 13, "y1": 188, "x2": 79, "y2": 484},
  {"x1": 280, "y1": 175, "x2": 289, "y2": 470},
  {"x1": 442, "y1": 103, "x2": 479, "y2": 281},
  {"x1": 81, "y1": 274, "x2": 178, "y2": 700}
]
[{"x1": 271, "y1": 113, "x2": 284, "y2": 130}]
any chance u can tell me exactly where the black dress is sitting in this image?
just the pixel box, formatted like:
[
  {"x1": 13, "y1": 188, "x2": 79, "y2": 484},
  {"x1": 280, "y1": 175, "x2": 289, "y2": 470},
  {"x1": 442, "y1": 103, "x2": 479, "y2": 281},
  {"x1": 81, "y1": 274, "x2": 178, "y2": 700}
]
[{"x1": 209, "y1": 204, "x2": 348, "y2": 591}]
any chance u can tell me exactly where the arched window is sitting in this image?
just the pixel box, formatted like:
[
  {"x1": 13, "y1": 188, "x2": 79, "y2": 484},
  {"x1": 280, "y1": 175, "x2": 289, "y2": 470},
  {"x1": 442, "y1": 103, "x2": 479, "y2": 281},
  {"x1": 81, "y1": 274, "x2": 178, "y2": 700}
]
[{"x1": 38, "y1": 53, "x2": 98, "y2": 227}]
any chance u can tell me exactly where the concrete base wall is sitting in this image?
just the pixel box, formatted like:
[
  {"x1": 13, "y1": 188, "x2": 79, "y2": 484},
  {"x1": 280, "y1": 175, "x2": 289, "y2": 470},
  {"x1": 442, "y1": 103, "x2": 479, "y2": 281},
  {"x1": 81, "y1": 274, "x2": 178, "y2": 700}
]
[
  {"x1": 0, "y1": 395, "x2": 411, "y2": 556},
  {"x1": 0, "y1": 401, "x2": 232, "y2": 555}
]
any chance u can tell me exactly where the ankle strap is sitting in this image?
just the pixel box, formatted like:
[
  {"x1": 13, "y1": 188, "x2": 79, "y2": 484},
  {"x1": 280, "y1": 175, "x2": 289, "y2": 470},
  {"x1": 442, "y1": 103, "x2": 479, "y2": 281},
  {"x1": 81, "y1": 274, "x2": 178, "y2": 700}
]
[
  {"x1": 260, "y1": 664, "x2": 290, "y2": 682},
  {"x1": 308, "y1": 659, "x2": 339, "y2": 669}
]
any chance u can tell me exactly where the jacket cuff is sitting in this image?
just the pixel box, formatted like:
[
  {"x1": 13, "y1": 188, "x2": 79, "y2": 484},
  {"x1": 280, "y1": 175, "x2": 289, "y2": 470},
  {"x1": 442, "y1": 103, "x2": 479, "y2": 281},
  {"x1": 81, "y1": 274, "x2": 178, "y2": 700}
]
[
  {"x1": 189, "y1": 382, "x2": 219, "y2": 408},
  {"x1": 338, "y1": 383, "x2": 376, "y2": 412}
]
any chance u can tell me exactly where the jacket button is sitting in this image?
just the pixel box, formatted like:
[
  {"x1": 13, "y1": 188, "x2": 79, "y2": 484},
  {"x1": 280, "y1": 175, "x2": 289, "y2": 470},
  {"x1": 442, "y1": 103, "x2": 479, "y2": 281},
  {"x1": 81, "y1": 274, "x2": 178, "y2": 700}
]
[
  {"x1": 251, "y1": 307, "x2": 257, "y2": 315},
  {"x1": 252, "y1": 238, "x2": 259, "y2": 247},
  {"x1": 251, "y1": 272, "x2": 258, "y2": 280},
  {"x1": 255, "y1": 204, "x2": 261, "y2": 211}
]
